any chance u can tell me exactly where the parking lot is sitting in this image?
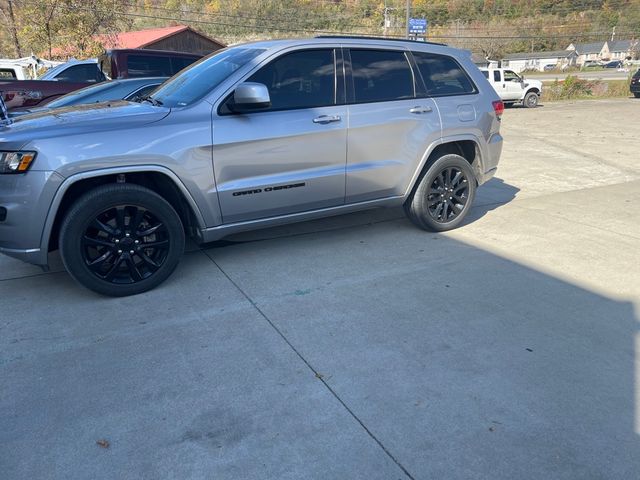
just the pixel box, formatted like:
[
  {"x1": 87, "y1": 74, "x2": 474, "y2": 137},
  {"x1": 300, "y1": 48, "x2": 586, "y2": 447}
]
[{"x1": 2, "y1": 98, "x2": 639, "y2": 479}]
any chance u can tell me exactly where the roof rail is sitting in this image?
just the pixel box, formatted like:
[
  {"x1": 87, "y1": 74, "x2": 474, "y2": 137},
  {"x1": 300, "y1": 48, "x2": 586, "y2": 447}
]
[{"x1": 315, "y1": 35, "x2": 447, "y2": 46}]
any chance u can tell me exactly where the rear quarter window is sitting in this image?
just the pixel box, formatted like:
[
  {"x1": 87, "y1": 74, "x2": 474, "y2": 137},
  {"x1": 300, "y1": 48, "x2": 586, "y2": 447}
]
[
  {"x1": 0, "y1": 69, "x2": 17, "y2": 79},
  {"x1": 413, "y1": 52, "x2": 477, "y2": 97}
]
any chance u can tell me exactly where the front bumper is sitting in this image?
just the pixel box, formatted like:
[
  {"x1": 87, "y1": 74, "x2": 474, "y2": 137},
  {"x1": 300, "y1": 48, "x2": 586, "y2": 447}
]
[{"x1": 0, "y1": 170, "x2": 63, "y2": 266}]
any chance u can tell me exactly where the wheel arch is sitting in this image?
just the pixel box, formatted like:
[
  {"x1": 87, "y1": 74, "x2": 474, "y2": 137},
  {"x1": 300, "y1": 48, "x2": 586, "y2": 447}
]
[
  {"x1": 404, "y1": 137, "x2": 483, "y2": 201},
  {"x1": 43, "y1": 166, "x2": 206, "y2": 253}
]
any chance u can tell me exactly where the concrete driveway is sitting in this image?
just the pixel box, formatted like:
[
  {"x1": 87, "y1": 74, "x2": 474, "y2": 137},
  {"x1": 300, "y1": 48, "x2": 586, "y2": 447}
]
[{"x1": 2, "y1": 98, "x2": 639, "y2": 479}]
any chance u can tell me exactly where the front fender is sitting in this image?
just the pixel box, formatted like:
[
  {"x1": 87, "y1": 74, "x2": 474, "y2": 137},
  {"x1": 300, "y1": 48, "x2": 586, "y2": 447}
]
[{"x1": 39, "y1": 165, "x2": 209, "y2": 260}]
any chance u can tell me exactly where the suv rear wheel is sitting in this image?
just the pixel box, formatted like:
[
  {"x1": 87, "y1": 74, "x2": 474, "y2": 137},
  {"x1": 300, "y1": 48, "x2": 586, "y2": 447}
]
[
  {"x1": 59, "y1": 184, "x2": 185, "y2": 296},
  {"x1": 404, "y1": 154, "x2": 476, "y2": 232}
]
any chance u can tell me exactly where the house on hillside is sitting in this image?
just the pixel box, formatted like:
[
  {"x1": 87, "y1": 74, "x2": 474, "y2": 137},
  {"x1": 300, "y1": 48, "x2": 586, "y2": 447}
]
[
  {"x1": 471, "y1": 53, "x2": 498, "y2": 69},
  {"x1": 501, "y1": 50, "x2": 578, "y2": 72},
  {"x1": 97, "y1": 25, "x2": 225, "y2": 56},
  {"x1": 566, "y1": 41, "x2": 609, "y2": 65},
  {"x1": 609, "y1": 39, "x2": 640, "y2": 60}
]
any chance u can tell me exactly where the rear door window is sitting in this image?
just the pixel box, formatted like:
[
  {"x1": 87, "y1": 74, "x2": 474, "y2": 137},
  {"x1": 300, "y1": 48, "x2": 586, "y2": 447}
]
[
  {"x1": 494, "y1": 70, "x2": 501, "y2": 82},
  {"x1": 171, "y1": 57, "x2": 199, "y2": 73},
  {"x1": 412, "y1": 52, "x2": 477, "y2": 97},
  {"x1": 127, "y1": 55, "x2": 172, "y2": 77},
  {"x1": 349, "y1": 49, "x2": 415, "y2": 103},
  {"x1": 55, "y1": 64, "x2": 104, "y2": 82}
]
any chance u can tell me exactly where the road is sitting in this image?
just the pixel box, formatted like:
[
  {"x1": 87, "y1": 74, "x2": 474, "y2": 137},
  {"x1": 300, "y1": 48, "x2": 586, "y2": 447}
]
[
  {"x1": 528, "y1": 69, "x2": 632, "y2": 81},
  {"x1": 2, "y1": 98, "x2": 640, "y2": 479}
]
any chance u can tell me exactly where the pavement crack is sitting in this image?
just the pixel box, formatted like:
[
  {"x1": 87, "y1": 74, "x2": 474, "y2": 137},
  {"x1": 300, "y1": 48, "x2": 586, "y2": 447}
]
[{"x1": 201, "y1": 249, "x2": 416, "y2": 480}]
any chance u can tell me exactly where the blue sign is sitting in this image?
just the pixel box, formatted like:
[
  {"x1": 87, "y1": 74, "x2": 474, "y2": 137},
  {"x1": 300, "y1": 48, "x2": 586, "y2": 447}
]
[{"x1": 409, "y1": 18, "x2": 428, "y2": 35}]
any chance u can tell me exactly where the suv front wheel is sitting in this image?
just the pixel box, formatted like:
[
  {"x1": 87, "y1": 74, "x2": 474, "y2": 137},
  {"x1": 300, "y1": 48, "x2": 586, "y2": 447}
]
[
  {"x1": 59, "y1": 184, "x2": 185, "y2": 296},
  {"x1": 404, "y1": 154, "x2": 477, "y2": 232}
]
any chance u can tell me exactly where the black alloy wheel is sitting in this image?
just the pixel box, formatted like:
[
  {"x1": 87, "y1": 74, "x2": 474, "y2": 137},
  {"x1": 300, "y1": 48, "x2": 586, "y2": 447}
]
[
  {"x1": 60, "y1": 184, "x2": 185, "y2": 296},
  {"x1": 426, "y1": 166, "x2": 470, "y2": 224},
  {"x1": 81, "y1": 205, "x2": 170, "y2": 284},
  {"x1": 404, "y1": 153, "x2": 477, "y2": 232}
]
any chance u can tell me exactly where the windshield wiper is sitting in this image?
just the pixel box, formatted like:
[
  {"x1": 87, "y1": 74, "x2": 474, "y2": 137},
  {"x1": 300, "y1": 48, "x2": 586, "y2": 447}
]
[{"x1": 140, "y1": 95, "x2": 163, "y2": 107}]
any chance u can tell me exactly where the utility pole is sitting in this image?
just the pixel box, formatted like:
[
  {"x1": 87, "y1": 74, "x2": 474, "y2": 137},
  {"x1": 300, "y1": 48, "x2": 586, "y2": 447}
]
[
  {"x1": 611, "y1": 26, "x2": 616, "y2": 42},
  {"x1": 383, "y1": 1, "x2": 389, "y2": 38},
  {"x1": 406, "y1": 0, "x2": 411, "y2": 40}
]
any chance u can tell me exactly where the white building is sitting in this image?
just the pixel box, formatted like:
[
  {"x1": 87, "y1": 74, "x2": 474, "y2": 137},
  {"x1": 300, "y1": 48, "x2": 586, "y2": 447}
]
[{"x1": 501, "y1": 50, "x2": 578, "y2": 73}]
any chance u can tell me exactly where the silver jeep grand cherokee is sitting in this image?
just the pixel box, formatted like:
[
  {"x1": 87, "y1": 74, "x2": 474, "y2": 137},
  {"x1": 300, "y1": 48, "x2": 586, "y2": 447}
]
[{"x1": 0, "y1": 36, "x2": 503, "y2": 296}]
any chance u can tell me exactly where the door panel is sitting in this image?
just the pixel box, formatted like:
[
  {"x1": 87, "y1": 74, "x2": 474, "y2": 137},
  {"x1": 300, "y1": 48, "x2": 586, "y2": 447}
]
[
  {"x1": 346, "y1": 99, "x2": 440, "y2": 202},
  {"x1": 212, "y1": 48, "x2": 346, "y2": 224}
]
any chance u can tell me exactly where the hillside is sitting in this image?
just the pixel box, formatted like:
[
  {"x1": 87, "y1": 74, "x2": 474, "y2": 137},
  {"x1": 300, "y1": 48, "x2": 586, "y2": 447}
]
[{"x1": 1, "y1": 0, "x2": 639, "y2": 59}]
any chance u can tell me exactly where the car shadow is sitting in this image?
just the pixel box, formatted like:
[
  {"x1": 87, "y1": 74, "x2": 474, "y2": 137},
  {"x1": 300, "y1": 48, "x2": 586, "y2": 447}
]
[
  {"x1": 1, "y1": 182, "x2": 638, "y2": 478},
  {"x1": 204, "y1": 176, "x2": 519, "y2": 248}
]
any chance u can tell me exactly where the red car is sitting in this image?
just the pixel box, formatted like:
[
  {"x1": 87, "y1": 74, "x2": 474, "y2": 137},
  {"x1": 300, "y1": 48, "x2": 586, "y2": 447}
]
[{"x1": 0, "y1": 49, "x2": 202, "y2": 110}]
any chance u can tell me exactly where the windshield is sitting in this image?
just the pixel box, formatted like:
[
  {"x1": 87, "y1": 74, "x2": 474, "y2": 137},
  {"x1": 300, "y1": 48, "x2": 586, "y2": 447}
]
[
  {"x1": 46, "y1": 82, "x2": 118, "y2": 108},
  {"x1": 149, "y1": 47, "x2": 265, "y2": 108}
]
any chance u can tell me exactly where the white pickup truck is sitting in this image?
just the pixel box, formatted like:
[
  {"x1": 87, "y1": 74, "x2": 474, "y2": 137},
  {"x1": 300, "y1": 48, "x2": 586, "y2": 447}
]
[
  {"x1": 480, "y1": 68, "x2": 543, "y2": 108},
  {"x1": 0, "y1": 62, "x2": 29, "y2": 80}
]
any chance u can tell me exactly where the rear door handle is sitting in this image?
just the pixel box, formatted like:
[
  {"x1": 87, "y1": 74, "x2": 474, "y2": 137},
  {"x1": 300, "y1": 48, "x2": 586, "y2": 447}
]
[
  {"x1": 409, "y1": 106, "x2": 433, "y2": 114},
  {"x1": 313, "y1": 115, "x2": 341, "y2": 124}
]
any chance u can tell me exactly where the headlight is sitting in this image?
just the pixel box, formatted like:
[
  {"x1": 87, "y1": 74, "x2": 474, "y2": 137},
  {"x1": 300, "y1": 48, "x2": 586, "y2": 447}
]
[{"x1": 0, "y1": 151, "x2": 37, "y2": 174}]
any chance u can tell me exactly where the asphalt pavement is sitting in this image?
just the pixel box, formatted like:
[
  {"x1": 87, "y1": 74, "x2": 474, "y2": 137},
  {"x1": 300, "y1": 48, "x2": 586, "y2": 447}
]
[{"x1": 1, "y1": 98, "x2": 639, "y2": 479}]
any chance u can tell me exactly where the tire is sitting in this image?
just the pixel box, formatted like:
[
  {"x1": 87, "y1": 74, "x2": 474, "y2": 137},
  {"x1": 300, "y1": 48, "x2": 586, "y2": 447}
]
[
  {"x1": 634, "y1": 92, "x2": 640, "y2": 98},
  {"x1": 404, "y1": 154, "x2": 476, "y2": 232},
  {"x1": 59, "y1": 183, "x2": 185, "y2": 296},
  {"x1": 523, "y1": 91, "x2": 539, "y2": 108}
]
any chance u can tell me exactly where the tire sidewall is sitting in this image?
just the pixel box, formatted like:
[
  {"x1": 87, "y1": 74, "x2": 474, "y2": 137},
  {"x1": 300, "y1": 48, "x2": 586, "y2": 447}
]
[
  {"x1": 408, "y1": 154, "x2": 477, "y2": 232},
  {"x1": 60, "y1": 185, "x2": 185, "y2": 297},
  {"x1": 524, "y1": 92, "x2": 539, "y2": 108}
]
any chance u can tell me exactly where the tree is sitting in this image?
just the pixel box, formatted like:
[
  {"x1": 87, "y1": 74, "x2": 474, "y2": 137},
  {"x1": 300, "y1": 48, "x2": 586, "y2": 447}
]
[{"x1": 0, "y1": 0, "x2": 23, "y2": 57}]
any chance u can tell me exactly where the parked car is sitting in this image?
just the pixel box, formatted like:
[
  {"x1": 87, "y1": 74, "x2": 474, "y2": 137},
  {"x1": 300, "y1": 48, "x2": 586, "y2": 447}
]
[
  {"x1": 0, "y1": 50, "x2": 201, "y2": 110},
  {"x1": 581, "y1": 60, "x2": 602, "y2": 69},
  {"x1": 604, "y1": 60, "x2": 623, "y2": 69},
  {"x1": 0, "y1": 36, "x2": 504, "y2": 296},
  {"x1": 9, "y1": 77, "x2": 167, "y2": 118},
  {"x1": 37, "y1": 59, "x2": 104, "y2": 82},
  {"x1": 98, "y1": 49, "x2": 202, "y2": 79},
  {"x1": 630, "y1": 68, "x2": 640, "y2": 98},
  {"x1": 543, "y1": 64, "x2": 556, "y2": 71},
  {"x1": 480, "y1": 67, "x2": 542, "y2": 107}
]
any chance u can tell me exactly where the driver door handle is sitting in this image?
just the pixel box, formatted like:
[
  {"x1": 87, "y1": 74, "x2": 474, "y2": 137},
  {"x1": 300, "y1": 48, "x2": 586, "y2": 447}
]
[
  {"x1": 313, "y1": 115, "x2": 341, "y2": 124},
  {"x1": 409, "y1": 106, "x2": 433, "y2": 114}
]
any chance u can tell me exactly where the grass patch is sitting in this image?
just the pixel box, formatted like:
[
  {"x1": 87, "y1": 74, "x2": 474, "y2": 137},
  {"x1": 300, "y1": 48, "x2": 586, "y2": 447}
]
[{"x1": 542, "y1": 75, "x2": 632, "y2": 101}]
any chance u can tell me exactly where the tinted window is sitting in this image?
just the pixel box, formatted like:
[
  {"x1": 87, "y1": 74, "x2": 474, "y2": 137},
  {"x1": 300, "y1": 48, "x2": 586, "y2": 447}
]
[
  {"x1": 127, "y1": 55, "x2": 172, "y2": 77},
  {"x1": 494, "y1": 70, "x2": 501, "y2": 82},
  {"x1": 0, "y1": 69, "x2": 16, "y2": 79},
  {"x1": 413, "y1": 52, "x2": 477, "y2": 96},
  {"x1": 247, "y1": 49, "x2": 335, "y2": 111},
  {"x1": 171, "y1": 57, "x2": 198, "y2": 72},
  {"x1": 350, "y1": 49, "x2": 414, "y2": 103},
  {"x1": 55, "y1": 64, "x2": 104, "y2": 82},
  {"x1": 481, "y1": 70, "x2": 489, "y2": 79}
]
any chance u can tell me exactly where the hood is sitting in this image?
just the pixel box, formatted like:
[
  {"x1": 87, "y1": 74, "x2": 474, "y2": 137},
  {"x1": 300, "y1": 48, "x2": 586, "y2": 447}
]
[
  {"x1": 0, "y1": 101, "x2": 170, "y2": 147},
  {"x1": 524, "y1": 78, "x2": 543, "y2": 88}
]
